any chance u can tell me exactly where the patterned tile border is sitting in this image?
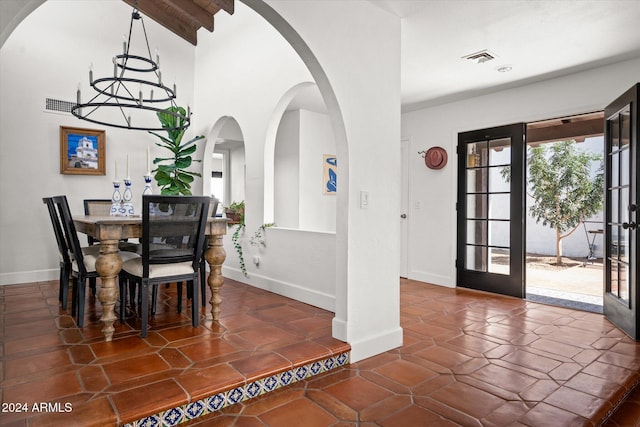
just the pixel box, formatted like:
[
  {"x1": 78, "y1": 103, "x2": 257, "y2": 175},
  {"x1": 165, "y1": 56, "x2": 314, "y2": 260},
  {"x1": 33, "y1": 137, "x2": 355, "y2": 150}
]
[{"x1": 124, "y1": 351, "x2": 350, "y2": 427}]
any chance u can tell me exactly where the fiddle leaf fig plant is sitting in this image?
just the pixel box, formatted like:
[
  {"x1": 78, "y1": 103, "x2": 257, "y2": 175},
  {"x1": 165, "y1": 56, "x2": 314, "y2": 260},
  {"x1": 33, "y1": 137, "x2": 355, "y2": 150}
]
[{"x1": 150, "y1": 106, "x2": 204, "y2": 195}]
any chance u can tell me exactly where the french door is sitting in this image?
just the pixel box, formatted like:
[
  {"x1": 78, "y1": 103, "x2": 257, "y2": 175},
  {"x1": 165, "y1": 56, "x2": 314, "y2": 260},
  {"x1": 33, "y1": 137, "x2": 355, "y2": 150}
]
[
  {"x1": 604, "y1": 83, "x2": 639, "y2": 340},
  {"x1": 456, "y1": 123, "x2": 526, "y2": 298}
]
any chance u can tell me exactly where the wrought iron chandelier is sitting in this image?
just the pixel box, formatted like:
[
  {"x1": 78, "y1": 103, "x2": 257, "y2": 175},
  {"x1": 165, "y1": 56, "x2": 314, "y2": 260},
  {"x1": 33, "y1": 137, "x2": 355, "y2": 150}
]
[{"x1": 72, "y1": 3, "x2": 190, "y2": 132}]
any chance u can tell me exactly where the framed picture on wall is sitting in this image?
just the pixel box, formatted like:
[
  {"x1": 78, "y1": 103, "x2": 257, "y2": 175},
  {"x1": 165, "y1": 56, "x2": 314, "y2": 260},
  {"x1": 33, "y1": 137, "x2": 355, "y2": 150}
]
[
  {"x1": 60, "y1": 126, "x2": 106, "y2": 175},
  {"x1": 323, "y1": 154, "x2": 337, "y2": 195}
]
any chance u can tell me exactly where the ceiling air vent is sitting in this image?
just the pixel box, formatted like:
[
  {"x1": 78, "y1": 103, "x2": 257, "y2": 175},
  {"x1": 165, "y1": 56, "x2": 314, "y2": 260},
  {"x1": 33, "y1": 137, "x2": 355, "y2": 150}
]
[{"x1": 462, "y1": 50, "x2": 497, "y2": 64}]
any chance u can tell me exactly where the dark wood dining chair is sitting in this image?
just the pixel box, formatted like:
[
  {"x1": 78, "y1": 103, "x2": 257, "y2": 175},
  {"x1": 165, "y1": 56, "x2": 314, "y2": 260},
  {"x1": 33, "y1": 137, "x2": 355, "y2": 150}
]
[
  {"x1": 120, "y1": 195, "x2": 210, "y2": 337},
  {"x1": 52, "y1": 195, "x2": 139, "y2": 327},
  {"x1": 43, "y1": 197, "x2": 76, "y2": 310},
  {"x1": 82, "y1": 199, "x2": 112, "y2": 245}
]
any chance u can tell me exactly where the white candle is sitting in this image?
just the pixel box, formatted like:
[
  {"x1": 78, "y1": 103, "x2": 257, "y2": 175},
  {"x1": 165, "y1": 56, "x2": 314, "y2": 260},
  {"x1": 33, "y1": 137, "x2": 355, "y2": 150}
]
[
  {"x1": 126, "y1": 154, "x2": 130, "y2": 179},
  {"x1": 146, "y1": 146, "x2": 151, "y2": 175},
  {"x1": 115, "y1": 161, "x2": 118, "y2": 181}
]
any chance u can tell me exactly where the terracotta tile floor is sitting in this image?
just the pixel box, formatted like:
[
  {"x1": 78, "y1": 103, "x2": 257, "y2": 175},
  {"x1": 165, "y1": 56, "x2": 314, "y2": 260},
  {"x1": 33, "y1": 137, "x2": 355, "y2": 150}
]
[{"x1": 2, "y1": 277, "x2": 640, "y2": 426}]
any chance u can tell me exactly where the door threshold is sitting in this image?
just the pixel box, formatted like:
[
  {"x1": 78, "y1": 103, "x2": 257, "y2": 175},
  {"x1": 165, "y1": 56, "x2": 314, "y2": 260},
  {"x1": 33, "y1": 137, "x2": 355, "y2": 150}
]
[{"x1": 526, "y1": 286, "x2": 603, "y2": 313}]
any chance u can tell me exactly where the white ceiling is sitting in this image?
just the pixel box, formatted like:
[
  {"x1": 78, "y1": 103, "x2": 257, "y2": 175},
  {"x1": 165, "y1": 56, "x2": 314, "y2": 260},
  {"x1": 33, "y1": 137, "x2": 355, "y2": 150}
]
[{"x1": 368, "y1": 0, "x2": 640, "y2": 112}]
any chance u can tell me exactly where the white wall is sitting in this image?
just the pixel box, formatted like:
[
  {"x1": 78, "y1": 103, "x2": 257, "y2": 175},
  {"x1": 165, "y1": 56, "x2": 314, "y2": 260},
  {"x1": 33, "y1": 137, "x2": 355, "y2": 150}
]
[
  {"x1": 401, "y1": 57, "x2": 640, "y2": 287},
  {"x1": 274, "y1": 108, "x2": 336, "y2": 231},
  {"x1": 0, "y1": 0, "x2": 196, "y2": 285},
  {"x1": 274, "y1": 110, "x2": 300, "y2": 228},
  {"x1": 196, "y1": 0, "x2": 402, "y2": 361},
  {"x1": 299, "y1": 109, "x2": 336, "y2": 232}
]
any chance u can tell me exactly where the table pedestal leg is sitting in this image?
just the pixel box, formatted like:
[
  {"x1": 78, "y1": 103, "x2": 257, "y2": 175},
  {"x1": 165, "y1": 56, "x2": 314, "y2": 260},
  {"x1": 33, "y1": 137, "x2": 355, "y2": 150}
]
[
  {"x1": 205, "y1": 226, "x2": 227, "y2": 321},
  {"x1": 95, "y1": 240, "x2": 122, "y2": 341}
]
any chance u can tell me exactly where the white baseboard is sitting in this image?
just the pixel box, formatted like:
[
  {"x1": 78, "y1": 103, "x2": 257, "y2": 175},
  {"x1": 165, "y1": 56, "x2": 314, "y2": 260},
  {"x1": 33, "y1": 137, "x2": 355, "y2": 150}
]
[
  {"x1": 0, "y1": 269, "x2": 58, "y2": 286},
  {"x1": 221, "y1": 266, "x2": 335, "y2": 312},
  {"x1": 332, "y1": 317, "x2": 348, "y2": 342},
  {"x1": 348, "y1": 326, "x2": 403, "y2": 362},
  {"x1": 408, "y1": 270, "x2": 455, "y2": 288}
]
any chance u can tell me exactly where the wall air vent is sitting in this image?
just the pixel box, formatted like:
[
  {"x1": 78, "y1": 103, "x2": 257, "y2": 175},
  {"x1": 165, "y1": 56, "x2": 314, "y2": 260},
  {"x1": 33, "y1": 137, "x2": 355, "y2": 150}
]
[
  {"x1": 462, "y1": 50, "x2": 497, "y2": 64},
  {"x1": 45, "y1": 98, "x2": 75, "y2": 114}
]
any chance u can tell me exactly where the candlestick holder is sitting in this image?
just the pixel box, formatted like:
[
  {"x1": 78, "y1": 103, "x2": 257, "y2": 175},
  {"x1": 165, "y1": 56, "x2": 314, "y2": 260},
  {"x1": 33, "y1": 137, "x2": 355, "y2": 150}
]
[
  {"x1": 110, "y1": 181, "x2": 122, "y2": 216},
  {"x1": 122, "y1": 178, "x2": 134, "y2": 216},
  {"x1": 142, "y1": 174, "x2": 153, "y2": 195}
]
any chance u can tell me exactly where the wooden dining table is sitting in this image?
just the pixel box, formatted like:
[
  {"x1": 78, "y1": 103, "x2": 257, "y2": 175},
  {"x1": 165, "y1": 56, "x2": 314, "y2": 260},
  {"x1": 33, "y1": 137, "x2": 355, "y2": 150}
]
[{"x1": 73, "y1": 215, "x2": 229, "y2": 341}]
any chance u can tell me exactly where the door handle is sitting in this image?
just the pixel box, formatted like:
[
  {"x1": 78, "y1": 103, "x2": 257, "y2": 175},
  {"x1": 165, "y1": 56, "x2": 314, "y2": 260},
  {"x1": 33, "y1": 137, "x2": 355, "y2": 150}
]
[
  {"x1": 400, "y1": 213, "x2": 407, "y2": 219},
  {"x1": 624, "y1": 204, "x2": 638, "y2": 229}
]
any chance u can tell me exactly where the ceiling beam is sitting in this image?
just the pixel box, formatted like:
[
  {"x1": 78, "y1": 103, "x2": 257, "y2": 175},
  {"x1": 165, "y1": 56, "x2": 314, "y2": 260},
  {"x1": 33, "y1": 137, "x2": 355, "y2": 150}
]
[
  {"x1": 123, "y1": 0, "x2": 199, "y2": 45},
  {"x1": 527, "y1": 117, "x2": 604, "y2": 145},
  {"x1": 121, "y1": 0, "x2": 233, "y2": 45},
  {"x1": 196, "y1": 0, "x2": 234, "y2": 15},
  {"x1": 169, "y1": 0, "x2": 215, "y2": 32}
]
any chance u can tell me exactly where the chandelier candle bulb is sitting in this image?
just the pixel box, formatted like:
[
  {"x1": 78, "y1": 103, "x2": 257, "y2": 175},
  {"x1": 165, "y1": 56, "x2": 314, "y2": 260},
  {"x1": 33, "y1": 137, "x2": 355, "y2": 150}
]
[
  {"x1": 113, "y1": 57, "x2": 117, "y2": 77},
  {"x1": 155, "y1": 49, "x2": 160, "y2": 67},
  {"x1": 158, "y1": 71, "x2": 162, "y2": 85},
  {"x1": 173, "y1": 83, "x2": 177, "y2": 96}
]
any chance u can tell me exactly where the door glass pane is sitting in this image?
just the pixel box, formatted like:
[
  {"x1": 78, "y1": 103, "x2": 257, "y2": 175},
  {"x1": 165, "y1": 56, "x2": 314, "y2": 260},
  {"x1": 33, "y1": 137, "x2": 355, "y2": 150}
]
[
  {"x1": 467, "y1": 168, "x2": 487, "y2": 193},
  {"x1": 489, "y1": 248, "x2": 509, "y2": 274},
  {"x1": 621, "y1": 225, "x2": 629, "y2": 264},
  {"x1": 467, "y1": 141, "x2": 487, "y2": 168},
  {"x1": 621, "y1": 106, "x2": 631, "y2": 148},
  {"x1": 465, "y1": 245, "x2": 486, "y2": 271},
  {"x1": 611, "y1": 152, "x2": 619, "y2": 188},
  {"x1": 610, "y1": 262, "x2": 619, "y2": 295},
  {"x1": 611, "y1": 189, "x2": 619, "y2": 223},
  {"x1": 489, "y1": 138, "x2": 511, "y2": 166},
  {"x1": 619, "y1": 264, "x2": 629, "y2": 302},
  {"x1": 611, "y1": 225, "x2": 620, "y2": 260},
  {"x1": 466, "y1": 220, "x2": 487, "y2": 245},
  {"x1": 488, "y1": 220, "x2": 510, "y2": 247},
  {"x1": 488, "y1": 194, "x2": 510, "y2": 219},
  {"x1": 467, "y1": 195, "x2": 487, "y2": 219},
  {"x1": 489, "y1": 167, "x2": 510, "y2": 192},
  {"x1": 620, "y1": 148, "x2": 630, "y2": 186},
  {"x1": 621, "y1": 189, "x2": 630, "y2": 223},
  {"x1": 610, "y1": 115, "x2": 620, "y2": 148}
]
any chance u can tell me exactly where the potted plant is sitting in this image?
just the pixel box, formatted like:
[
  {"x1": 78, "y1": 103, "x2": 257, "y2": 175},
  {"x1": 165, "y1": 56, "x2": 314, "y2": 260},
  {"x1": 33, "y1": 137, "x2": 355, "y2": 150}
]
[
  {"x1": 150, "y1": 106, "x2": 204, "y2": 195},
  {"x1": 224, "y1": 200, "x2": 245, "y2": 225}
]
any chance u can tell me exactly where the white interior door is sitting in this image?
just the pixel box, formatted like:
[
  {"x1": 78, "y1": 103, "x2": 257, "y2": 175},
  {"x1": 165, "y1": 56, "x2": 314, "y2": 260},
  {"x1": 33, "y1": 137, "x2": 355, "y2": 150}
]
[{"x1": 400, "y1": 138, "x2": 409, "y2": 278}]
